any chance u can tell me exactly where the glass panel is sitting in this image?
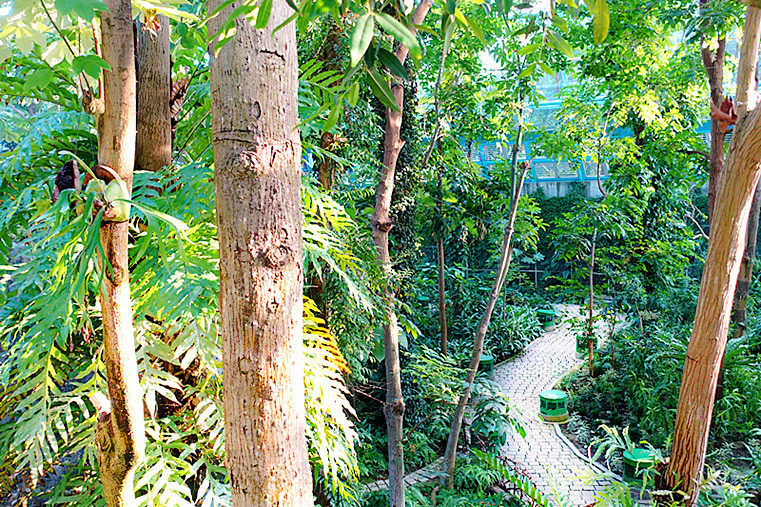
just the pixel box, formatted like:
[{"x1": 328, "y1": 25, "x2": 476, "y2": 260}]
[
  {"x1": 557, "y1": 160, "x2": 577, "y2": 178},
  {"x1": 535, "y1": 161, "x2": 558, "y2": 179}
]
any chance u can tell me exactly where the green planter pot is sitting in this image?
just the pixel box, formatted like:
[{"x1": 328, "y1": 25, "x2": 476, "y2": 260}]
[
  {"x1": 539, "y1": 389, "x2": 569, "y2": 423},
  {"x1": 537, "y1": 308, "x2": 556, "y2": 332},
  {"x1": 479, "y1": 353, "x2": 494, "y2": 376},
  {"x1": 622, "y1": 448, "x2": 657, "y2": 484}
]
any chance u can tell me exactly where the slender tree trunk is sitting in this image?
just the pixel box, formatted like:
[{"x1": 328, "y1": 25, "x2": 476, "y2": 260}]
[
  {"x1": 440, "y1": 162, "x2": 530, "y2": 488},
  {"x1": 437, "y1": 151, "x2": 448, "y2": 356},
  {"x1": 316, "y1": 18, "x2": 344, "y2": 191},
  {"x1": 94, "y1": 1, "x2": 145, "y2": 505},
  {"x1": 700, "y1": 29, "x2": 726, "y2": 223},
  {"x1": 370, "y1": 4, "x2": 430, "y2": 506},
  {"x1": 437, "y1": 236, "x2": 447, "y2": 355},
  {"x1": 207, "y1": 1, "x2": 312, "y2": 504},
  {"x1": 665, "y1": 8, "x2": 761, "y2": 505},
  {"x1": 135, "y1": 15, "x2": 172, "y2": 172},
  {"x1": 732, "y1": 185, "x2": 761, "y2": 337},
  {"x1": 587, "y1": 227, "x2": 597, "y2": 377}
]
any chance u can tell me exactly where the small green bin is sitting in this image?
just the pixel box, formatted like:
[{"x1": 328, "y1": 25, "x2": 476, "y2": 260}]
[
  {"x1": 479, "y1": 353, "x2": 494, "y2": 375},
  {"x1": 623, "y1": 448, "x2": 657, "y2": 484},
  {"x1": 539, "y1": 389, "x2": 569, "y2": 423},
  {"x1": 537, "y1": 308, "x2": 556, "y2": 331}
]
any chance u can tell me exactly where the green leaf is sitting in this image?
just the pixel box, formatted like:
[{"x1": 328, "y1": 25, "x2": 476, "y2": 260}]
[
  {"x1": 346, "y1": 82, "x2": 359, "y2": 106},
  {"x1": 551, "y1": 14, "x2": 568, "y2": 33},
  {"x1": 321, "y1": 104, "x2": 342, "y2": 134},
  {"x1": 54, "y1": 0, "x2": 108, "y2": 19},
  {"x1": 23, "y1": 69, "x2": 54, "y2": 92},
  {"x1": 350, "y1": 12, "x2": 374, "y2": 67},
  {"x1": 377, "y1": 48, "x2": 408, "y2": 80},
  {"x1": 518, "y1": 62, "x2": 536, "y2": 78},
  {"x1": 464, "y1": 14, "x2": 486, "y2": 45},
  {"x1": 538, "y1": 61, "x2": 553, "y2": 75},
  {"x1": 375, "y1": 12, "x2": 421, "y2": 61},
  {"x1": 366, "y1": 69, "x2": 400, "y2": 112},
  {"x1": 517, "y1": 43, "x2": 540, "y2": 56},
  {"x1": 446, "y1": 0, "x2": 456, "y2": 15},
  {"x1": 71, "y1": 55, "x2": 111, "y2": 80},
  {"x1": 254, "y1": 0, "x2": 273, "y2": 28},
  {"x1": 546, "y1": 29, "x2": 573, "y2": 58},
  {"x1": 592, "y1": 0, "x2": 609, "y2": 44}
]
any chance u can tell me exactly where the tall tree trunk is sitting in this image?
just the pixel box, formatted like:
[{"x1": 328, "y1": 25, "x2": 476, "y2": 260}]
[
  {"x1": 135, "y1": 15, "x2": 172, "y2": 172},
  {"x1": 316, "y1": 18, "x2": 344, "y2": 192},
  {"x1": 207, "y1": 1, "x2": 312, "y2": 504},
  {"x1": 437, "y1": 235, "x2": 448, "y2": 356},
  {"x1": 587, "y1": 227, "x2": 597, "y2": 377},
  {"x1": 372, "y1": 4, "x2": 431, "y2": 505},
  {"x1": 94, "y1": 1, "x2": 145, "y2": 505},
  {"x1": 665, "y1": 7, "x2": 761, "y2": 505},
  {"x1": 437, "y1": 151, "x2": 448, "y2": 356},
  {"x1": 440, "y1": 162, "x2": 530, "y2": 488},
  {"x1": 701, "y1": 29, "x2": 726, "y2": 223},
  {"x1": 732, "y1": 185, "x2": 761, "y2": 337}
]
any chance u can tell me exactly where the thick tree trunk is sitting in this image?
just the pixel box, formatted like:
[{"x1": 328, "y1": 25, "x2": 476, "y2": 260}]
[
  {"x1": 665, "y1": 8, "x2": 761, "y2": 505},
  {"x1": 94, "y1": 1, "x2": 145, "y2": 505},
  {"x1": 440, "y1": 163, "x2": 530, "y2": 487},
  {"x1": 371, "y1": 3, "x2": 431, "y2": 505},
  {"x1": 135, "y1": 15, "x2": 172, "y2": 172},
  {"x1": 207, "y1": 1, "x2": 312, "y2": 504}
]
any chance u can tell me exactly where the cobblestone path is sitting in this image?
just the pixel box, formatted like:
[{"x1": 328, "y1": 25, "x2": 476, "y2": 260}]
[{"x1": 494, "y1": 304, "x2": 613, "y2": 506}]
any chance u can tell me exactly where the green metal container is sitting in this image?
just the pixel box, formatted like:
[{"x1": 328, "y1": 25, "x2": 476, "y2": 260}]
[
  {"x1": 622, "y1": 448, "x2": 657, "y2": 484},
  {"x1": 479, "y1": 353, "x2": 494, "y2": 375},
  {"x1": 537, "y1": 308, "x2": 556, "y2": 331},
  {"x1": 539, "y1": 389, "x2": 569, "y2": 423}
]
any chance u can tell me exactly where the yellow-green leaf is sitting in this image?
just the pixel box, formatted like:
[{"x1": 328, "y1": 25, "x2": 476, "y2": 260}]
[
  {"x1": 546, "y1": 29, "x2": 573, "y2": 58},
  {"x1": 592, "y1": 0, "x2": 609, "y2": 44}
]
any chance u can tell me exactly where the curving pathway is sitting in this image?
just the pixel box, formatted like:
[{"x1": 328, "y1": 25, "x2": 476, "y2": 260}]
[
  {"x1": 494, "y1": 303, "x2": 615, "y2": 506},
  {"x1": 361, "y1": 304, "x2": 621, "y2": 504}
]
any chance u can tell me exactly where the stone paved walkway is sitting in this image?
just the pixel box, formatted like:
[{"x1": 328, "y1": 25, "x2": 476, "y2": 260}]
[
  {"x1": 494, "y1": 304, "x2": 615, "y2": 506},
  {"x1": 361, "y1": 304, "x2": 621, "y2": 504}
]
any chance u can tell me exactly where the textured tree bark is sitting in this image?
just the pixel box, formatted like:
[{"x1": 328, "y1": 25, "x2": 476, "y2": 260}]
[
  {"x1": 665, "y1": 8, "x2": 761, "y2": 505},
  {"x1": 440, "y1": 163, "x2": 530, "y2": 488},
  {"x1": 732, "y1": 186, "x2": 761, "y2": 338},
  {"x1": 371, "y1": 3, "x2": 431, "y2": 505},
  {"x1": 135, "y1": 15, "x2": 172, "y2": 172},
  {"x1": 94, "y1": 1, "x2": 145, "y2": 505},
  {"x1": 207, "y1": 0, "x2": 312, "y2": 504},
  {"x1": 700, "y1": 26, "x2": 726, "y2": 223}
]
